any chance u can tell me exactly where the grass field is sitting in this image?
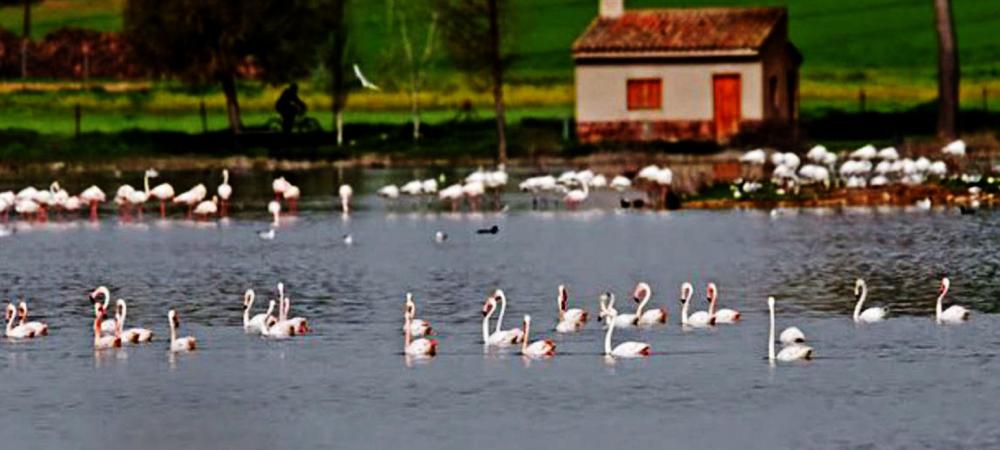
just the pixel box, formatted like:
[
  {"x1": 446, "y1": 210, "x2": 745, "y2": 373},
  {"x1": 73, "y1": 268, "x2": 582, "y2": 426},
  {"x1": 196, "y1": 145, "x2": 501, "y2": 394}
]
[{"x1": 1, "y1": 0, "x2": 999, "y2": 141}]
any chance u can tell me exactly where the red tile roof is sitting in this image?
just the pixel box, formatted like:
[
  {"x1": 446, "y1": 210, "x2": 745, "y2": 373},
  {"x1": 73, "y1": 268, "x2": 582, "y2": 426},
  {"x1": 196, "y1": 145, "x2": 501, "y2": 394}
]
[{"x1": 573, "y1": 7, "x2": 786, "y2": 55}]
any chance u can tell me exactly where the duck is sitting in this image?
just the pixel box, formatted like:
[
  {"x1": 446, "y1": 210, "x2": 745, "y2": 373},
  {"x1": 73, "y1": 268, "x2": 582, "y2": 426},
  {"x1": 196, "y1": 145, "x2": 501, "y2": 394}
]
[{"x1": 167, "y1": 309, "x2": 197, "y2": 352}]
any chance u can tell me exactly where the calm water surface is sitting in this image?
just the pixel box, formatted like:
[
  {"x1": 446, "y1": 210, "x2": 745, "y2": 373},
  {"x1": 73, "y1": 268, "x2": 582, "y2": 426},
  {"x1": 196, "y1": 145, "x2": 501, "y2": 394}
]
[{"x1": 2, "y1": 171, "x2": 1000, "y2": 449}]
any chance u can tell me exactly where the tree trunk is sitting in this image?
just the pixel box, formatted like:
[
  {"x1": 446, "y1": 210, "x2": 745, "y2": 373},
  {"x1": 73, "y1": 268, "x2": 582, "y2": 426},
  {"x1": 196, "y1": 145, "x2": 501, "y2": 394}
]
[
  {"x1": 487, "y1": 0, "x2": 507, "y2": 165},
  {"x1": 21, "y1": 0, "x2": 30, "y2": 79},
  {"x1": 933, "y1": 0, "x2": 959, "y2": 139},
  {"x1": 220, "y1": 75, "x2": 243, "y2": 134}
]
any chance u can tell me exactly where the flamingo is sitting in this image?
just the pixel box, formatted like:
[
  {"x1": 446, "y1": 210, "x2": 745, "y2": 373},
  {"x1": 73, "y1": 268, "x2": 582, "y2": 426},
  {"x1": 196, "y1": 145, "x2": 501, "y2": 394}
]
[
  {"x1": 935, "y1": 277, "x2": 970, "y2": 324},
  {"x1": 404, "y1": 304, "x2": 437, "y2": 358},
  {"x1": 92, "y1": 303, "x2": 120, "y2": 349},
  {"x1": 378, "y1": 185, "x2": 400, "y2": 200},
  {"x1": 520, "y1": 315, "x2": 556, "y2": 358},
  {"x1": 706, "y1": 283, "x2": 741, "y2": 324},
  {"x1": 192, "y1": 196, "x2": 219, "y2": 219},
  {"x1": 242, "y1": 289, "x2": 275, "y2": 334},
  {"x1": 780, "y1": 327, "x2": 806, "y2": 345},
  {"x1": 768, "y1": 296, "x2": 813, "y2": 364},
  {"x1": 5, "y1": 303, "x2": 35, "y2": 339},
  {"x1": 173, "y1": 184, "x2": 207, "y2": 218},
  {"x1": 555, "y1": 284, "x2": 587, "y2": 333},
  {"x1": 852, "y1": 279, "x2": 888, "y2": 323},
  {"x1": 490, "y1": 290, "x2": 524, "y2": 344},
  {"x1": 481, "y1": 295, "x2": 521, "y2": 347},
  {"x1": 438, "y1": 184, "x2": 463, "y2": 211},
  {"x1": 116, "y1": 299, "x2": 153, "y2": 344},
  {"x1": 79, "y1": 185, "x2": 106, "y2": 220},
  {"x1": 602, "y1": 302, "x2": 651, "y2": 359},
  {"x1": 149, "y1": 172, "x2": 175, "y2": 218},
  {"x1": 339, "y1": 184, "x2": 353, "y2": 214},
  {"x1": 272, "y1": 176, "x2": 291, "y2": 201},
  {"x1": 17, "y1": 301, "x2": 48, "y2": 336},
  {"x1": 563, "y1": 181, "x2": 588, "y2": 209},
  {"x1": 598, "y1": 292, "x2": 638, "y2": 329},
  {"x1": 283, "y1": 184, "x2": 301, "y2": 213},
  {"x1": 463, "y1": 181, "x2": 485, "y2": 211},
  {"x1": 680, "y1": 282, "x2": 713, "y2": 327},
  {"x1": 89, "y1": 286, "x2": 118, "y2": 334},
  {"x1": 217, "y1": 169, "x2": 232, "y2": 216},
  {"x1": 610, "y1": 175, "x2": 632, "y2": 191},
  {"x1": 167, "y1": 310, "x2": 197, "y2": 352},
  {"x1": 632, "y1": 282, "x2": 667, "y2": 326},
  {"x1": 275, "y1": 283, "x2": 309, "y2": 335},
  {"x1": 403, "y1": 293, "x2": 433, "y2": 337}
]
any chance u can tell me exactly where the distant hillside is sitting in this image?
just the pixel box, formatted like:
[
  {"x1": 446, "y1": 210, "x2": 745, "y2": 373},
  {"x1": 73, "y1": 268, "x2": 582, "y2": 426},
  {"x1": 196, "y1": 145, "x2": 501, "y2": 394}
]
[{"x1": 2, "y1": 0, "x2": 999, "y2": 83}]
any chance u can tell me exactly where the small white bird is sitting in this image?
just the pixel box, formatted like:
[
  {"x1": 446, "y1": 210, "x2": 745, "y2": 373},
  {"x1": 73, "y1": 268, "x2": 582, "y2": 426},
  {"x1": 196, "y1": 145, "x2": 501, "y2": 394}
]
[
  {"x1": 353, "y1": 64, "x2": 380, "y2": 91},
  {"x1": 258, "y1": 229, "x2": 276, "y2": 240},
  {"x1": 343, "y1": 234, "x2": 354, "y2": 246},
  {"x1": 434, "y1": 231, "x2": 447, "y2": 243}
]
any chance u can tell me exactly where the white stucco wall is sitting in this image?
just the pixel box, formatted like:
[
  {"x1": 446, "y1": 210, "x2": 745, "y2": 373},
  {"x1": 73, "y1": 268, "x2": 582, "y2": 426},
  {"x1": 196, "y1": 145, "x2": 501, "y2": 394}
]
[{"x1": 575, "y1": 60, "x2": 763, "y2": 122}]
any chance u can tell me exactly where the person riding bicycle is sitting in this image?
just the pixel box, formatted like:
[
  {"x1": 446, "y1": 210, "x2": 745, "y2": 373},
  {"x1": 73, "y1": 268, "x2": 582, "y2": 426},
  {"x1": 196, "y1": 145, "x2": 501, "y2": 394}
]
[{"x1": 275, "y1": 83, "x2": 307, "y2": 133}]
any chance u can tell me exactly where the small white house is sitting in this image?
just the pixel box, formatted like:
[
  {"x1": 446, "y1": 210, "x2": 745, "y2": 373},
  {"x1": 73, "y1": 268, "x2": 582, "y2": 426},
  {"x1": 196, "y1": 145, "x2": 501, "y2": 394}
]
[{"x1": 572, "y1": 0, "x2": 802, "y2": 143}]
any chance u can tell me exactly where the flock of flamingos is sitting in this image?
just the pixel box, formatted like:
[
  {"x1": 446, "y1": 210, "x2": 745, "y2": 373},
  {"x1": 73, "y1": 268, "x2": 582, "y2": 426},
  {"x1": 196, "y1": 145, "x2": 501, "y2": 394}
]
[
  {"x1": 4, "y1": 274, "x2": 972, "y2": 366},
  {"x1": 0, "y1": 157, "x2": 977, "y2": 366}
]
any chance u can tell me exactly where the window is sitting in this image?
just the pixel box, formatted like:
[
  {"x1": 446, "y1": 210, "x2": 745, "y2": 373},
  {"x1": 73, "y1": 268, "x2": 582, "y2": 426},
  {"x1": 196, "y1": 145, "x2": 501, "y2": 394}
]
[{"x1": 627, "y1": 78, "x2": 662, "y2": 110}]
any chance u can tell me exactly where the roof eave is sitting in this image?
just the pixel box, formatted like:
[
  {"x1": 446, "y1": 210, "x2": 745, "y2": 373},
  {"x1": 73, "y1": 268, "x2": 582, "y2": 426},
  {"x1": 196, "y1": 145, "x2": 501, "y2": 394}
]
[{"x1": 573, "y1": 48, "x2": 761, "y2": 60}]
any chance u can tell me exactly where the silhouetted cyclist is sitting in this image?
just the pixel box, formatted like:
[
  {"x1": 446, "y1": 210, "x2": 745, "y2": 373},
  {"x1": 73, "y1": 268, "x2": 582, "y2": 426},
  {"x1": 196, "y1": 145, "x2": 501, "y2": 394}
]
[{"x1": 275, "y1": 83, "x2": 307, "y2": 133}]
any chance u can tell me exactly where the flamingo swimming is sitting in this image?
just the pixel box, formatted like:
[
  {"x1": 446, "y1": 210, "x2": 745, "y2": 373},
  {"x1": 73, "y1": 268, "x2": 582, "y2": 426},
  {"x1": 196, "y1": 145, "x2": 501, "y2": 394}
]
[
  {"x1": 768, "y1": 296, "x2": 813, "y2": 364},
  {"x1": 89, "y1": 286, "x2": 118, "y2": 334},
  {"x1": 632, "y1": 282, "x2": 667, "y2": 326},
  {"x1": 935, "y1": 277, "x2": 970, "y2": 324},
  {"x1": 602, "y1": 302, "x2": 651, "y2": 359},
  {"x1": 17, "y1": 301, "x2": 48, "y2": 336},
  {"x1": 243, "y1": 289, "x2": 275, "y2": 334},
  {"x1": 92, "y1": 303, "x2": 120, "y2": 349},
  {"x1": 490, "y1": 290, "x2": 524, "y2": 344},
  {"x1": 555, "y1": 284, "x2": 587, "y2": 333},
  {"x1": 706, "y1": 283, "x2": 741, "y2": 324},
  {"x1": 167, "y1": 309, "x2": 197, "y2": 352},
  {"x1": 520, "y1": 315, "x2": 556, "y2": 358},
  {"x1": 599, "y1": 292, "x2": 638, "y2": 329},
  {"x1": 403, "y1": 293, "x2": 433, "y2": 337},
  {"x1": 404, "y1": 303, "x2": 437, "y2": 357},
  {"x1": 5, "y1": 303, "x2": 35, "y2": 339},
  {"x1": 852, "y1": 279, "x2": 888, "y2": 323},
  {"x1": 482, "y1": 295, "x2": 521, "y2": 347},
  {"x1": 116, "y1": 299, "x2": 153, "y2": 344},
  {"x1": 680, "y1": 282, "x2": 712, "y2": 327}
]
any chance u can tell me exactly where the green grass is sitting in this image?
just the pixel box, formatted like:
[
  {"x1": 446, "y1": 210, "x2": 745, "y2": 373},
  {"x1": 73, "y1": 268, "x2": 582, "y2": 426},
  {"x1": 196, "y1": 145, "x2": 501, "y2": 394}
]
[{"x1": 3, "y1": 0, "x2": 1000, "y2": 85}]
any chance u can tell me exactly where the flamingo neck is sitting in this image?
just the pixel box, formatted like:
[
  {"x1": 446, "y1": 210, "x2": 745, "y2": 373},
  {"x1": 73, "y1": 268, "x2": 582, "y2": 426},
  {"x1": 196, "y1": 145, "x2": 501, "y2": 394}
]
[
  {"x1": 495, "y1": 295, "x2": 506, "y2": 334},
  {"x1": 604, "y1": 314, "x2": 615, "y2": 355},
  {"x1": 118, "y1": 303, "x2": 127, "y2": 334},
  {"x1": 708, "y1": 291, "x2": 718, "y2": 317},
  {"x1": 404, "y1": 314, "x2": 412, "y2": 349},
  {"x1": 265, "y1": 300, "x2": 275, "y2": 318},
  {"x1": 521, "y1": 320, "x2": 529, "y2": 353},
  {"x1": 223, "y1": 170, "x2": 229, "y2": 185},
  {"x1": 243, "y1": 294, "x2": 253, "y2": 327},
  {"x1": 681, "y1": 299, "x2": 689, "y2": 325},
  {"x1": 853, "y1": 284, "x2": 867, "y2": 322},
  {"x1": 935, "y1": 287, "x2": 947, "y2": 323},
  {"x1": 635, "y1": 293, "x2": 650, "y2": 317},
  {"x1": 169, "y1": 317, "x2": 177, "y2": 344},
  {"x1": 94, "y1": 316, "x2": 102, "y2": 345},
  {"x1": 6, "y1": 312, "x2": 14, "y2": 334},
  {"x1": 768, "y1": 303, "x2": 776, "y2": 364},
  {"x1": 482, "y1": 306, "x2": 494, "y2": 343}
]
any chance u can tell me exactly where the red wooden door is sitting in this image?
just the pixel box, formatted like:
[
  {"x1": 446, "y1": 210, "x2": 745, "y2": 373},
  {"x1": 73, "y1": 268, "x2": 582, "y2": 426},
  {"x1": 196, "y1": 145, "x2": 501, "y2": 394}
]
[{"x1": 713, "y1": 74, "x2": 741, "y2": 140}]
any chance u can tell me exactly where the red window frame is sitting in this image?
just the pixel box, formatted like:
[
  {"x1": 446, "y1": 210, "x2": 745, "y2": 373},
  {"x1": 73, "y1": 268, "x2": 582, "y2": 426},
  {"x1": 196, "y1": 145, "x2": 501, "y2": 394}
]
[{"x1": 626, "y1": 78, "x2": 662, "y2": 110}]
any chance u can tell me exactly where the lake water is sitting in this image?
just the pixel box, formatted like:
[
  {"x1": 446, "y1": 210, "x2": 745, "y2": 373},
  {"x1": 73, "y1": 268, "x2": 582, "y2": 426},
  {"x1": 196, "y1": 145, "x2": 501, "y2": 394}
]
[{"x1": 2, "y1": 170, "x2": 1000, "y2": 449}]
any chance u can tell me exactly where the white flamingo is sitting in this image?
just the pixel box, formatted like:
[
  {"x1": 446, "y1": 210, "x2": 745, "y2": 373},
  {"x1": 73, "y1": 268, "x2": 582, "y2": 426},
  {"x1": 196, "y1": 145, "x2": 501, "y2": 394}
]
[
  {"x1": 116, "y1": 299, "x2": 153, "y2": 344},
  {"x1": 242, "y1": 289, "x2": 275, "y2": 334},
  {"x1": 217, "y1": 169, "x2": 232, "y2": 215},
  {"x1": 89, "y1": 286, "x2": 118, "y2": 334},
  {"x1": 92, "y1": 303, "x2": 120, "y2": 349},
  {"x1": 602, "y1": 304, "x2": 651, "y2": 359},
  {"x1": 193, "y1": 196, "x2": 219, "y2": 219},
  {"x1": 404, "y1": 305, "x2": 437, "y2": 357},
  {"x1": 780, "y1": 327, "x2": 806, "y2": 345},
  {"x1": 490, "y1": 290, "x2": 524, "y2": 344},
  {"x1": 852, "y1": 279, "x2": 888, "y2": 323},
  {"x1": 706, "y1": 283, "x2": 741, "y2": 324},
  {"x1": 768, "y1": 297, "x2": 813, "y2": 364},
  {"x1": 149, "y1": 172, "x2": 175, "y2": 218},
  {"x1": 520, "y1": 315, "x2": 556, "y2": 358},
  {"x1": 5, "y1": 303, "x2": 35, "y2": 339},
  {"x1": 339, "y1": 184, "x2": 353, "y2": 214},
  {"x1": 633, "y1": 282, "x2": 667, "y2": 326},
  {"x1": 555, "y1": 284, "x2": 588, "y2": 333},
  {"x1": 17, "y1": 301, "x2": 48, "y2": 336},
  {"x1": 935, "y1": 277, "x2": 970, "y2": 324},
  {"x1": 481, "y1": 295, "x2": 521, "y2": 347},
  {"x1": 167, "y1": 309, "x2": 197, "y2": 352},
  {"x1": 563, "y1": 181, "x2": 589, "y2": 209},
  {"x1": 599, "y1": 292, "x2": 638, "y2": 329},
  {"x1": 403, "y1": 293, "x2": 433, "y2": 337},
  {"x1": 681, "y1": 282, "x2": 712, "y2": 327}
]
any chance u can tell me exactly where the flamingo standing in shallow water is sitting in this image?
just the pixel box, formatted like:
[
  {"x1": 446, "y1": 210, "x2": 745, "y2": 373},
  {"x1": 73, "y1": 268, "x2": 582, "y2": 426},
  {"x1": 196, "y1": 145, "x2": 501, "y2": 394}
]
[
  {"x1": 148, "y1": 170, "x2": 175, "y2": 218},
  {"x1": 339, "y1": 184, "x2": 353, "y2": 215},
  {"x1": 935, "y1": 277, "x2": 970, "y2": 324},
  {"x1": 520, "y1": 315, "x2": 556, "y2": 358},
  {"x1": 217, "y1": 169, "x2": 232, "y2": 216},
  {"x1": 167, "y1": 309, "x2": 197, "y2": 352}
]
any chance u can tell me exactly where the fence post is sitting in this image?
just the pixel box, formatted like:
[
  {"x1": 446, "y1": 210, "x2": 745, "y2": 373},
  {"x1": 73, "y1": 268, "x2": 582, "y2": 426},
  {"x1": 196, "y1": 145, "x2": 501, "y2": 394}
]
[
  {"x1": 200, "y1": 100, "x2": 208, "y2": 133},
  {"x1": 74, "y1": 104, "x2": 81, "y2": 138},
  {"x1": 859, "y1": 88, "x2": 866, "y2": 113}
]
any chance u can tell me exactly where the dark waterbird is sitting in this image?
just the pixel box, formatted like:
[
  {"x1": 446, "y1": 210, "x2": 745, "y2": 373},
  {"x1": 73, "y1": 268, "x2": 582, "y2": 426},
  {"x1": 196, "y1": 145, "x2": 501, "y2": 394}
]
[{"x1": 476, "y1": 225, "x2": 499, "y2": 235}]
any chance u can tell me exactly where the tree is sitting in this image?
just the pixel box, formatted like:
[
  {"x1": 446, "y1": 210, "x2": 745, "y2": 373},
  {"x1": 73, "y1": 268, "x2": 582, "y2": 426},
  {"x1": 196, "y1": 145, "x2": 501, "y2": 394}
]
[
  {"x1": 124, "y1": 0, "x2": 325, "y2": 134},
  {"x1": 437, "y1": 0, "x2": 512, "y2": 164},
  {"x1": 385, "y1": 0, "x2": 438, "y2": 141},
  {"x1": 933, "y1": 0, "x2": 959, "y2": 139},
  {"x1": 316, "y1": 0, "x2": 352, "y2": 146}
]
